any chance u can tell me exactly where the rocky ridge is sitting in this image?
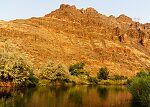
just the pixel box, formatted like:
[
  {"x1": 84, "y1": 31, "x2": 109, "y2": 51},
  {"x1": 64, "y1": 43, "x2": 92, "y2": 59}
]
[{"x1": 0, "y1": 4, "x2": 150, "y2": 76}]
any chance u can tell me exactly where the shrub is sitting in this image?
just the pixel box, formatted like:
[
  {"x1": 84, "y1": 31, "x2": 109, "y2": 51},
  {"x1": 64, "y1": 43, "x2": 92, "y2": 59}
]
[
  {"x1": 87, "y1": 76, "x2": 98, "y2": 84},
  {"x1": 127, "y1": 71, "x2": 150, "y2": 106},
  {"x1": 40, "y1": 61, "x2": 71, "y2": 82},
  {"x1": 97, "y1": 67, "x2": 109, "y2": 80},
  {"x1": 0, "y1": 40, "x2": 37, "y2": 86},
  {"x1": 69, "y1": 62, "x2": 88, "y2": 76}
]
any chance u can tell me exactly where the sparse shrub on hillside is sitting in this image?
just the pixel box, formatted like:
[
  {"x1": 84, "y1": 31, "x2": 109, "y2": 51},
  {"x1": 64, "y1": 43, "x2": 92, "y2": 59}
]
[
  {"x1": 69, "y1": 62, "x2": 88, "y2": 76},
  {"x1": 97, "y1": 67, "x2": 109, "y2": 80},
  {"x1": 40, "y1": 61, "x2": 71, "y2": 83},
  {"x1": 0, "y1": 40, "x2": 38, "y2": 87}
]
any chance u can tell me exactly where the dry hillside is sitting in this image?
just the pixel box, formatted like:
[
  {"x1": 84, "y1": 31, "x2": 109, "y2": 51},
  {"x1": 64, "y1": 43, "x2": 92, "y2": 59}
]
[{"x1": 0, "y1": 4, "x2": 150, "y2": 76}]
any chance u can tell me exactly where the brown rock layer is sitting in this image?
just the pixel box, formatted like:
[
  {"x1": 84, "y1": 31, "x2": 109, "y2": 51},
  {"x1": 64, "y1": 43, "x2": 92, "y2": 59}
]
[{"x1": 0, "y1": 4, "x2": 150, "y2": 76}]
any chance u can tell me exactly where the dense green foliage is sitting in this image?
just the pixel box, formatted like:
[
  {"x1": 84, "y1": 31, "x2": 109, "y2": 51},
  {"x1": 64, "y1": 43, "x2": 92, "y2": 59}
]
[
  {"x1": 68, "y1": 62, "x2": 93, "y2": 84},
  {"x1": 97, "y1": 67, "x2": 109, "y2": 80},
  {"x1": 69, "y1": 62, "x2": 88, "y2": 76},
  {"x1": 136, "y1": 69, "x2": 150, "y2": 77},
  {"x1": 0, "y1": 55, "x2": 37, "y2": 86},
  {"x1": 127, "y1": 70, "x2": 150, "y2": 106},
  {"x1": 40, "y1": 61, "x2": 71, "y2": 83}
]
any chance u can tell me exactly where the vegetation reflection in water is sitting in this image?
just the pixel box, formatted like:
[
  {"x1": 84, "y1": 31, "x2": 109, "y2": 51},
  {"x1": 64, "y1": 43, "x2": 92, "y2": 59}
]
[{"x1": 0, "y1": 85, "x2": 145, "y2": 107}]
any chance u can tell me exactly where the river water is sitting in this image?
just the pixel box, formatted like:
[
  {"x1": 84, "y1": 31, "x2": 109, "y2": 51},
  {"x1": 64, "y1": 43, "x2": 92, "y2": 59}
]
[{"x1": 0, "y1": 85, "x2": 143, "y2": 107}]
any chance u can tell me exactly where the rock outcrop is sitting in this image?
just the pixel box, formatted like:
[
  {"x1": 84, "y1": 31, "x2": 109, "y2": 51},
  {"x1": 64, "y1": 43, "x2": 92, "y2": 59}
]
[{"x1": 0, "y1": 4, "x2": 150, "y2": 76}]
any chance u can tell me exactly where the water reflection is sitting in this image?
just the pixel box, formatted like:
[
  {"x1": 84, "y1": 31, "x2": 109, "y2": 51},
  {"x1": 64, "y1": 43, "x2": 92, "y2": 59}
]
[
  {"x1": 97, "y1": 86, "x2": 108, "y2": 100},
  {"x1": 0, "y1": 85, "x2": 141, "y2": 107}
]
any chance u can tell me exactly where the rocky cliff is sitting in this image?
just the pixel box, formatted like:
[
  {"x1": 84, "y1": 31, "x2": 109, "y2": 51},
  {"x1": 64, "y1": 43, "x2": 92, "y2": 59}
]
[{"x1": 0, "y1": 4, "x2": 150, "y2": 76}]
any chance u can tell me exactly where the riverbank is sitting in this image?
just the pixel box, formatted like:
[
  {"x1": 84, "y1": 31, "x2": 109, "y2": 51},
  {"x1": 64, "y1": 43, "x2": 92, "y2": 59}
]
[
  {"x1": 98, "y1": 80, "x2": 127, "y2": 85},
  {"x1": 37, "y1": 79, "x2": 128, "y2": 86},
  {"x1": 0, "y1": 79, "x2": 128, "y2": 87}
]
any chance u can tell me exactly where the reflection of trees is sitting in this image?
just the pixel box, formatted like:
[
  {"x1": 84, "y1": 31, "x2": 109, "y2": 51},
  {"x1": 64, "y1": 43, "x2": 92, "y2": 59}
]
[
  {"x1": 69, "y1": 91, "x2": 83, "y2": 106},
  {"x1": 49, "y1": 85, "x2": 69, "y2": 97},
  {"x1": 130, "y1": 98, "x2": 146, "y2": 107},
  {"x1": 68, "y1": 85, "x2": 89, "y2": 107},
  {"x1": 97, "y1": 86, "x2": 108, "y2": 100},
  {"x1": 113, "y1": 86, "x2": 126, "y2": 93},
  {"x1": 0, "y1": 86, "x2": 133, "y2": 107},
  {"x1": 49, "y1": 86, "x2": 70, "y2": 107},
  {"x1": 0, "y1": 87, "x2": 36, "y2": 107},
  {"x1": 0, "y1": 88, "x2": 12, "y2": 99}
]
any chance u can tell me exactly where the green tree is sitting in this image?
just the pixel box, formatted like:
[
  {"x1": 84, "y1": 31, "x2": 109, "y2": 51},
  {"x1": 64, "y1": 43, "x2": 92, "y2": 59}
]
[
  {"x1": 69, "y1": 62, "x2": 87, "y2": 76},
  {"x1": 127, "y1": 70, "x2": 150, "y2": 106},
  {"x1": 97, "y1": 67, "x2": 109, "y2": 80}
]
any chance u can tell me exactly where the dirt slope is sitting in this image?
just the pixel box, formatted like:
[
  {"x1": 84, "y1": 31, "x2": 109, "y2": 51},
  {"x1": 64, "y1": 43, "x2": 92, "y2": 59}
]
[{"x1": 0, "y1": 4, "x2": 150, "y2": 76}]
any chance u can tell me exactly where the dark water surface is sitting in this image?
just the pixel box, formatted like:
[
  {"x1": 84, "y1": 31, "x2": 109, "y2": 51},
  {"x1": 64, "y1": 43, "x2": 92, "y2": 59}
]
[{"x1": 0, "y1": 85, "x2": 143, "y2": 107}]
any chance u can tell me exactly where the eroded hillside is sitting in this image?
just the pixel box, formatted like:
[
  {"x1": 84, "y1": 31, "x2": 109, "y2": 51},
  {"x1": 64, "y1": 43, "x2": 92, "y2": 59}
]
[{"x1": 0, "y1": 4, "x2": 150, "y2": 76}]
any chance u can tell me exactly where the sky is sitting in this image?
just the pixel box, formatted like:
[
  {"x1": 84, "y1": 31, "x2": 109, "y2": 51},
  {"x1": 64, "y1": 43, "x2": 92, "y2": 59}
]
[{"x1": 0, "y1": 0, "x2": 150, "y2": 23}]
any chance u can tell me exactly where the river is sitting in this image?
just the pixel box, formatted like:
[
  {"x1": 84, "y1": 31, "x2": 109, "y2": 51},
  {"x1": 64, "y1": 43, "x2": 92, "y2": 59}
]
[{"x1": 0, "y1": 85, "x2": 143, "y2": 107}]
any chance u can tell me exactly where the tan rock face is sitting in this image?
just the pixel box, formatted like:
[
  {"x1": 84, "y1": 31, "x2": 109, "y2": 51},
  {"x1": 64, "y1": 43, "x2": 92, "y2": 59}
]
[
  {"x1": 117, "y1": 14, "x2": 133, "y2": 23},
  {"x1": 0, "y1": 4, "x2": 150, "y2": 76}
]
